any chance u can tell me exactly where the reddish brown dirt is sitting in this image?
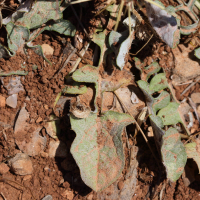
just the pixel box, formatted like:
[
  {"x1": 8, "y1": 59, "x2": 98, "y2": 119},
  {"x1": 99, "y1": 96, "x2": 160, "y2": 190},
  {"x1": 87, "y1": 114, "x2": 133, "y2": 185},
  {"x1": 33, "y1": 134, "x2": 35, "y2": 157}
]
[{"x1": 0, "y1": 1, "x2": 200, "y2": 200}]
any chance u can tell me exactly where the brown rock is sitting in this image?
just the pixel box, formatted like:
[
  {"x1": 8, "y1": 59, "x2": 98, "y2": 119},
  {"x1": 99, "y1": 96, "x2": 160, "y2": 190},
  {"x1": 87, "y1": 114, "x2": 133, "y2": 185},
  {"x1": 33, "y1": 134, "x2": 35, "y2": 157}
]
[
  {"x1": 0, "y1": 163, "x2": 10, "y2": 174},
  {"x1": 191, "y1": 93, "x2": 200, "y2": 104},
  {"x1": 8, "y1": 153, "x2": 33, "y2": 175},
  {"x1": 40, "y1": 151, "x2": 48, "y2": 158},
  {"x1": 41, "y1": 44, "x2": 54, "y2": 56},
  {"x1": 36, "y1": 116, "x2": 43, "y2": 123},
  {"x1": 23, "y1": 175, "x2": 32, "y2": 181},
  {"x1": 87, "y1": 194, "x2": 93, "y2": 200},
  {"x1": 61, "y1": 190, "x2": 74, "y2": 199},
  {"x1": 118, "y1": 180, "x2": 124, "y2": 190},
  {"x1": 0, "y1": 95, "x2": 6, "y2": 107},
  {"x1": 172, "y1": 44, "x2": 200, "y2": 82}
]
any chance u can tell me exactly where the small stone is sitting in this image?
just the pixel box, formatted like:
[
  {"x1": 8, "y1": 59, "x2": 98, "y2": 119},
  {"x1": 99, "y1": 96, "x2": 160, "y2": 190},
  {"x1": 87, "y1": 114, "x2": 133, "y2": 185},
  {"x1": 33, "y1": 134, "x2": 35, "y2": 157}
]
[
  {"x1": 23, "y1": 175, "x2": 32, "y2": 181},
  {"x1": 6, "y1": 94, "x2": 18, "y2": 108},
  {"x1": 147, "y1": 126, "x2": 154, "y2": 137},
  {"x1": 48, "y1": 140, "x2": 68, "y2": 158},
  {"x1": 87, "y1": 193, "x2": 93, "y2": 200},
  {"x1": 42, "y1": 195, "x2": 53, "y2": 200},
  {"x1": 59, "y1": 178, "x2": 65, "y2": 186},
  {"x1": 118, "y1": 180, "x2": 124, "y2": 190},
  {"x1": 44, "y1": 104, "x2": 49, "y2": 110},
  {"x1": 62, "y1": 181, "x2": 70, "y2": 188},
  {"x1": 40, "y1": 151, "x2": 48, "y2": 158},
  {"x1": 0, "y1": 95, "x2": 6, "y2": 107},
  {"x1": 61, "y1": 190, "x2": 74, "y2": 199},
  {"x1": 0, "y1": 163, "x2": 10, "y2": 174},
  {"x1": 191, "y1": 93, "x2": 200, "y2": 104},
  {"x1": 41, "y1": 44, "x2": 54, "y2": 56},
  {"x1": 36, "y1": 116, "x2": 43, "y2": 123},
  {"x1": 8, "y1": 153, "x2": 33, "y2": 175},
  {"x1": 190, "y1": 128, "x2": 196, "y2": 134}
]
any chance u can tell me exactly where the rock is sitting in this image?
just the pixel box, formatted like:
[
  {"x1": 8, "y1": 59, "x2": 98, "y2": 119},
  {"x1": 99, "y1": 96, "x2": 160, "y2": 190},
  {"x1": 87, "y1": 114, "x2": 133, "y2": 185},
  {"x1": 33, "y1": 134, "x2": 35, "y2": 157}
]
[
  {"x1": 0, "y1": 163, "x2": 10, "y2": 174},
  {"x1": 41, "y1": 195, "x2": 53, "y2": 200},
  {"x1": 23, "y1": 175, "x2": 32, "y2": 181},
  {"x1": 4, "y1": 76, "x2": 24, "y2": 95},
  {"x1": 191, "y1": 93, "x2": 200, "y2": 104},
  {"x1": 48, "y1": 140, "x2": 68, "y2": 158},
  {"x1": 172, "y1": 44, "x2": 200, "y2": 82},
  {"x1": 41, "y1": 44, "x2": 54, "y2": 56},
  {"x1": 6, "y1": 94, "x2": 18, "y2": 108},
  {"x1": 87, "y1": 194, "x2": 93, "y2": 200},
  {"x1": 14, "y1": 105, "x2": 47, "y2": 156},
  {"x1": 0, "y1": 95, "x2": 6, "y2": 107},
  {"x1": 8, "y1": 153, "x2": 33, "y2": 175},
  {"x1": 61, "y1": 190, "x2": 74, "y2": 199},
  {"x1": 36, "y1": 116, "x2": 43, "y2": 123},
  {"x1": 40, "y1": 151, "x2": 48, "y2": 158},
  {"x1": 118, "y1": 180, "x2": 124, "y2": 190}
]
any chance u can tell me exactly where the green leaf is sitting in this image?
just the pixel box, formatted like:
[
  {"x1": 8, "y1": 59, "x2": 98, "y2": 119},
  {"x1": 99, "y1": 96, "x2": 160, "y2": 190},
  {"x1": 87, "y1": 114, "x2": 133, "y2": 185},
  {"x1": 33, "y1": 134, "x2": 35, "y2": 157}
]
[
  {"x1": 161, "y1": 127, "x2": 187, "y2": 182},
  {"x1": 6, "y1": 22, "x2": 30, "y2": 55},
  {"x1": 143, "y1": 62, "x2": 161, "y2": 81},
  {"x1": 108, "y1": 30, "x2": 129, "y2": 52},
  {"x1": 70, "y1": 111, "x2": 134, "y2": 191},
  {"x1": 47, "y1": 19, "x2": 76, "y2": 36},
  {"x1": 152, "y1": 91, "x2": 170, "y2": 113},
  {"x1": 16, "y1": 1, "x2": 62, "y2": 29},
  {"x1": 0, "y1": 70, "x2": 28, "y2": 76},
  {"x1": 149, "y1": 73, "x2": 168, "y2": 92},
  {"x1": 26, "y1": 19, "x2": 76, "y2": 64},
  {"x1": 92, "y1": 30, "x2": 106, "y2": 67},
  {"x1": 63, "y1": 83, "x2": 87, "y2": 95},
  {"x1": 194, "y1": 47, "x2": 200, "y2": 59},
  {"x1": 116, "y1": 31, "x2": 134, "y2": 70},
  {"x1": 157, "y1": 102, "x2": 182, "y2": 125}
]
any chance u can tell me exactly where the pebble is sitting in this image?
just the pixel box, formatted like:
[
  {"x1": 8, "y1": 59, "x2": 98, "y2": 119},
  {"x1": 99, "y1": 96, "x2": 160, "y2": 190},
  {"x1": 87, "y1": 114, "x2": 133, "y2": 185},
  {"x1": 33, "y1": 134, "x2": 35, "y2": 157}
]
[
  {"x1": 6, "y1": 94, "x2": 18, "y2": 108},
  {"x1": 118, "y1": 180, "x2": 124, "y2": 190},
  {"x1": 36, "y1": 116, "x2": 43, "y2": 123},
  {"x1": 48, "y1": 140, "x2": 68, "y2": 158},
  {"x1": 0, "y1": 95, "x2": 6, "y2": 107},
  {"x1": 87, "y1": 193, "x2": 93, "y2": 200},
  {"x1": 61, "y1": 190, "x2": 74, "y2": 199},
  {"x1": 40, "y1": 151, "x2": 49, "y2": 158},
  {"x1": 0, "y1": 163, "x2": 10, "y2": 174},
  {"x1": 41, "y1": 44, "x2": 54, "y2": 56},
  {"x1": 41, "y1": 195, "x2": 53, "y2": 200},
  {"x1": 8, "y1": 153, "x2": 33, "y2": 175},
  {"x1": 191, "y1": 93, "x2": 200, "y2": 104},
  {"x1": 23, "y1": 174, "x2": 32, "y2": 181}
]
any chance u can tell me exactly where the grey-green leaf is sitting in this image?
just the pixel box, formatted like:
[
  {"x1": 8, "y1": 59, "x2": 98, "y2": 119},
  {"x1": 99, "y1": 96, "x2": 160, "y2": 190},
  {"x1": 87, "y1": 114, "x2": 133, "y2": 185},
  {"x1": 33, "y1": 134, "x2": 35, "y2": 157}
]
[
  {"x1": 157, "y1": 102, "x2": 182, "y2": 125},
  {"x1": 70, "y1": 111, "x2": 134, "y2": 191},
  {"x1": 161, "y1": 127, "x2": 187, "y2": 182},
  {"x1": 149, "y1": 73, "x2": 168, "y2": 92},
  {"x1": 6, "y1": 22, "x2": 29, "y2": 55},
  {"x1": 16, "y1": 0, "x2": 62, "y2": 29}
]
